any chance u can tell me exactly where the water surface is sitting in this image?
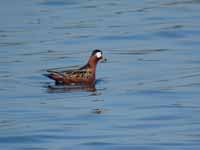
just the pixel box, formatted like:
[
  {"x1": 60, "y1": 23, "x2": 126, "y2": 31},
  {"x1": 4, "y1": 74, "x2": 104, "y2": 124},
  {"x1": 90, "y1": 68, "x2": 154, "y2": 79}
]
[{"x1": 1, "y1": 0, "x2": 200, "y2": 149}]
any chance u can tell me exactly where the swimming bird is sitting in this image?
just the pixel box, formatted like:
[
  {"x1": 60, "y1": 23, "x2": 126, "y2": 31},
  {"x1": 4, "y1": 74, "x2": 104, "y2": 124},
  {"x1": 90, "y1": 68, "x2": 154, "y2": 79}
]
[{"x1": 44, "y1": 49, "x2": 103, "y2": 86}]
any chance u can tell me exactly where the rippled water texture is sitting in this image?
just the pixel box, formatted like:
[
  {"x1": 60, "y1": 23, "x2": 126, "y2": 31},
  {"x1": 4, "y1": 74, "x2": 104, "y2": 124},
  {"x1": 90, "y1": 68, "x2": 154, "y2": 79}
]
[{"x1": 1, "y1": 0, "x2": 200, "y2": 149}]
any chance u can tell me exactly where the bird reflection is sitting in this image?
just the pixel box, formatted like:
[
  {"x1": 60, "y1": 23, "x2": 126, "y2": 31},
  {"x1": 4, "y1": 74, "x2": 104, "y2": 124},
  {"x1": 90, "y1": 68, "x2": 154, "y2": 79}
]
[
  {"x1": 44, "y1": 78, "x2": 107, "y2": 93},
  {"x1": 47, "y1": 84, "x2": 96, "y2": 93}
]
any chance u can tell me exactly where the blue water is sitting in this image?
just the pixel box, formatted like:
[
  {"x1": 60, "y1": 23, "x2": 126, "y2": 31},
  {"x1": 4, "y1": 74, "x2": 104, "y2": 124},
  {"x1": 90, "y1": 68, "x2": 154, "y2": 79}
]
[{"x1": 1, "y1": 0, "x2": 200, "y2": 149}]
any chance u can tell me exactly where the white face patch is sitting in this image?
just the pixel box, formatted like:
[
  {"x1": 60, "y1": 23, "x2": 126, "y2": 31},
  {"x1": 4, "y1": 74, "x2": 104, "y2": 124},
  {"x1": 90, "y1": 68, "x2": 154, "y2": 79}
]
[{"x1": 96, "y1": 52, "x2": 102, "y2": 58}]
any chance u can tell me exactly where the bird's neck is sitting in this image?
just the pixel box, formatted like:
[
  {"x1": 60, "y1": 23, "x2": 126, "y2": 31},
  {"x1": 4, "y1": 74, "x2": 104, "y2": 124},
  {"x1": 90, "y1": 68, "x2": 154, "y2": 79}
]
[{"x1": 87, "y1": 57, "x2": 98, "y2": 71}]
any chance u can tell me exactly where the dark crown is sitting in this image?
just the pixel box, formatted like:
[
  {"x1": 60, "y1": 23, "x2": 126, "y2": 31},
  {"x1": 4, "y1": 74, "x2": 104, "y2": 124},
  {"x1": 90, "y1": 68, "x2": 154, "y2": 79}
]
[{"x1": 91, "y1": 49, "x2": 102, "y2": 56}]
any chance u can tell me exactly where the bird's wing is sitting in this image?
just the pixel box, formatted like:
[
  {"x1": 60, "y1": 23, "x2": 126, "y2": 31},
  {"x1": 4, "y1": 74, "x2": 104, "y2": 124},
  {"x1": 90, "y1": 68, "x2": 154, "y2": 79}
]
[
  {"x1": 47, "y1": 67, "x2": 90, "y2": 77},
  {"x1": 61, "y1": 68, "x2": 89, "y2": 76},
  {"x1": 45, "y1": 64, "x2": 92, "y2": 83}
]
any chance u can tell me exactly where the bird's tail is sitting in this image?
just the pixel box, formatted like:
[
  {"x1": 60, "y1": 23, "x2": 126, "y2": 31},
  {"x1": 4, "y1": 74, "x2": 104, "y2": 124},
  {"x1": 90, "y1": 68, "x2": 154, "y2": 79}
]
[
  {"x1": 43, "y1": 73, "x2": 64, "y2": 81},
  {"x1": 43, "y1": 73, "x2": 54, "y2": 79}
]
